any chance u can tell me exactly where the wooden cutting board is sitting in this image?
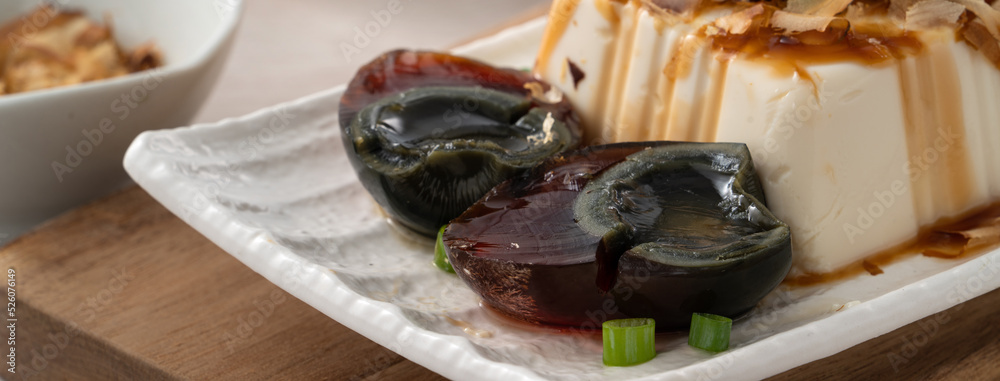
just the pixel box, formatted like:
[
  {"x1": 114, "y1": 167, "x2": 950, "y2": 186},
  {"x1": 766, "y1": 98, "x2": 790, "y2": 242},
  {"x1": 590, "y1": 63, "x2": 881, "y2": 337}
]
[{"x1": 2, "y1": 185, "x2": 999, "y2": 380}]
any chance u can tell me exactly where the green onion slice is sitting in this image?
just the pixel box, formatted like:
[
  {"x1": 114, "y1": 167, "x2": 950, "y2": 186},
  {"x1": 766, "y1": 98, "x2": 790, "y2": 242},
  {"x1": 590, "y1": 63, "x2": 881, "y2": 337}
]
[
  {"x1": 433, "y1": 225, "x2": 455, "y2": 274},
  {"x1": 688, "y1": 313, "x2": 732, "y2": 353},
  {"x1": 602, "y1": 318, "x2": 656, "y2": 367}
]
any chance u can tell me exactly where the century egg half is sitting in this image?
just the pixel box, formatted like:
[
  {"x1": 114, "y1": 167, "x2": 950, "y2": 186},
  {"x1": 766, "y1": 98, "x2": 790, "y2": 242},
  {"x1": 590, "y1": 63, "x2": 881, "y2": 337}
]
[
  {"x1": 339, "y1": 50, "x2": 581, "y2": 236},
  {"x1": 443, "y1": 142, "x2": 792, "y2": 330}
]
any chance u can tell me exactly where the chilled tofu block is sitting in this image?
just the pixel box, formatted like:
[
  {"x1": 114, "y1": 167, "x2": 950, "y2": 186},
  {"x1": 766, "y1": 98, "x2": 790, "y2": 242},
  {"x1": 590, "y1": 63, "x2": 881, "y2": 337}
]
[{"x1": 535, "y1": 0, "x2": 1000, "y2": 275}]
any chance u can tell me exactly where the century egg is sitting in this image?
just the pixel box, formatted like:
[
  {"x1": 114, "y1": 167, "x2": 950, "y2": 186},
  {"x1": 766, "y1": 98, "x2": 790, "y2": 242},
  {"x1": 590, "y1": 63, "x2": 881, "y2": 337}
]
[
  {"x1": 443, "y1": 142, "x2": 792, "y2": 330},
  {"x1": 340, "y1": 50, "x2": 581, "y2": 236}
]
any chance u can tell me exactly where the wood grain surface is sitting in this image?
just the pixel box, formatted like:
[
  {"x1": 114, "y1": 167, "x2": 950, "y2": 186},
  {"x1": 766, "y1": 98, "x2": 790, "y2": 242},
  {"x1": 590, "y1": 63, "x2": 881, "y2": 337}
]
[{"x1": 2, "y1": 186, "x2": 998, "y2": 380}]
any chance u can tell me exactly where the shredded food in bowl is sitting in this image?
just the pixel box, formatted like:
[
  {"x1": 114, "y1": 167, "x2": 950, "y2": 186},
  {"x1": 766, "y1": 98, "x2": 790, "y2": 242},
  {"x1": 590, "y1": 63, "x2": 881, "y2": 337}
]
[{"x1": 0, "y1": 4, "x2": 162, "y2": 95}]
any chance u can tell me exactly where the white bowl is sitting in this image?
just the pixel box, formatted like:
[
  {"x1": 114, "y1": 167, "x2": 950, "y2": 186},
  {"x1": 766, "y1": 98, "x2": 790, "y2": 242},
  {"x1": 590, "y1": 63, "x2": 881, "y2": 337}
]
[{"x1": 0, "y1": 0, "x2": 242, "y2": 241}]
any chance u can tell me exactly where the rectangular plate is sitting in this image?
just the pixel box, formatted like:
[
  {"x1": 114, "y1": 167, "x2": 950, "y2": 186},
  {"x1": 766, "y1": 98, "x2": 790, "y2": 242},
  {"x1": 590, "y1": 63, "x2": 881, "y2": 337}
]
[{"x1": 123, "y1": 17, "x2": 1000, "y2": 381}]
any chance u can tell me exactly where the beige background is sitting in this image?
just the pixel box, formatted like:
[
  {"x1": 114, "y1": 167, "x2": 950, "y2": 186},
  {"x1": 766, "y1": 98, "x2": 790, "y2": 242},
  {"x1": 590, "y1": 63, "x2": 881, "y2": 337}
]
[{"x1": 195, "y1": 0, "x2": 549, "y2": 124}]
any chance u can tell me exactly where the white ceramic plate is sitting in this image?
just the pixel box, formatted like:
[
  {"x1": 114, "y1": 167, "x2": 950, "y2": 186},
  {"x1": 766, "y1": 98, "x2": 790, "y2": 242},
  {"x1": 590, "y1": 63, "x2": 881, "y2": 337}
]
[{"x1": 123, "y1": 18, "x2": 1000, "y2": 381}]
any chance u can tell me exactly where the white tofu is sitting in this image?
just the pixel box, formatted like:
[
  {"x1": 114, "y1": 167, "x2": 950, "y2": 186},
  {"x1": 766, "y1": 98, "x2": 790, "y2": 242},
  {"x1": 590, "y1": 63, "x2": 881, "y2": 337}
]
[{"x1": 536, "y1": 0, "x2": 1000, "y2": 275}]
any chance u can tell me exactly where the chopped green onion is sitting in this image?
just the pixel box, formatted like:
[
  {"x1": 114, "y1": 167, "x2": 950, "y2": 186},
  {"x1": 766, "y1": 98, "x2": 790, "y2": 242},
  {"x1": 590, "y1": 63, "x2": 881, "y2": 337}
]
[
  {"x1": 434, "y1": 225, "x2": 455, "y2": 273},
  {"x1": 688, "y1": 313, "x2": 732, "y2": 353},
  {"x1": 602, "y1": 318, "x2": 656, "y2": 367}
]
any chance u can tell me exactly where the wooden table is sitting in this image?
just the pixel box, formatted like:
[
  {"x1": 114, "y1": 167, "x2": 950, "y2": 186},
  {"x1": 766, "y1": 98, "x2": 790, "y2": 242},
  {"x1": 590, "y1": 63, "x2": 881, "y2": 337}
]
[
  {"x1": 5, "y1": 186, "x2": 1000, "y2": 380},
  {"x1": 3, "y1": 1, "x2": 1000, "y2": 380}
]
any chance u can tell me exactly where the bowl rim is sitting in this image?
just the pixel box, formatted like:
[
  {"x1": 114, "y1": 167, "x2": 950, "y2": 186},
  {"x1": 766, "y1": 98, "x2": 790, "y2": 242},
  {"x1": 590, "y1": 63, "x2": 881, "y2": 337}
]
[{"x1": 0, "y1": 0, "x2": 245, "y2": 106}]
